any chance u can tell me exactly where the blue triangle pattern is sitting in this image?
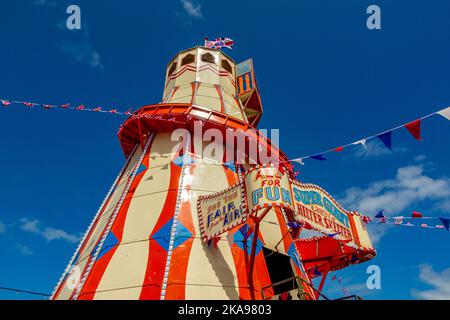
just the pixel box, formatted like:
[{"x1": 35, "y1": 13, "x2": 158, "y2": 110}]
[
  {"x1": 233, "y1": 226, "x2": 263, "y2": 256},
  {"x1": 172, "y1": 154, "x2": 195, "y2": 168},
  {"x1": 96, "y1": 231, "x2": 119, "y2": 260},
  {"x1": 223, "y1": 161, "x2": 236, "y2": 172},
  {"x1": 152, "y1": 218, "x2": 192, "y2": 252},
  {"x1": 135, "y1": 163, "x2": 147, "y2": 175},
  {"x1": 288, "y1": 243, "x2": 301, "y2": 269}
]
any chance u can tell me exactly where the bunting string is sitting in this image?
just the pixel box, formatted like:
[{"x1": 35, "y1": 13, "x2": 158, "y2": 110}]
[
  {"x1": 0, "y1": 98, "x2": 133, "y2": 116},
  {"x1": 289, "y1": 106, "x2": 450, "y2": 165},
  {"x1": 365, "y1": 210, "x2": 450, "y2": 231},
  {"x1": 2, "y1": 97, "x2": 450, "y2": 167}
]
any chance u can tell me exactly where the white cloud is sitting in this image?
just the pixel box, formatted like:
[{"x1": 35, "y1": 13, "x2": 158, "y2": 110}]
[
  {"x1": 325, "y1": 280, "x2": 381, "y2": 298},
  {"x1": 340, "y1": 165, "x2": 450, "y2": 244},
  {"x1": 19, "y1": 218, "x2": 40, "y2": 233},
  {"x1": 0, "y1": 220, "x2": 5, "y2": 234},
  {"x1": 34, "y1": 0, "x2": 57, "y2": 7},
  {"x1": 16, "y1": 244, "x2": 33, "y2": 256},
  {"x1": 414, "y1": 154, "x2": 426, "y2": 162},
  {"x1": 412, "y1": 264, "x2": 450, "y2": 300},
  {"x1": 181, "y1": 0, "x2": 203, "y2": 18},
  {"x1": 19, "y1": 218, "x2": 80, "y2": 244},
  {"x1": 340, "y1": 165, "x2": 450, "y2": 215},
  {"x1": 42, "y1": 227, "x2": 80, "y2": 243},
  {"x1": 61, "y1": 41, "x2": 103, "y2": 70},
  {"x1": 365, "y1": 224, "x2": 390, "y2": 245},
  {"x1": 354, "y1": 140, "x2": 406, "y2": 158}
]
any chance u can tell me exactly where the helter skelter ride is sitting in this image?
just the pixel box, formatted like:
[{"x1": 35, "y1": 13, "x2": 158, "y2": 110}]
[{"x1": 51, "y1": 45, "x2": 375, "y2": 300}]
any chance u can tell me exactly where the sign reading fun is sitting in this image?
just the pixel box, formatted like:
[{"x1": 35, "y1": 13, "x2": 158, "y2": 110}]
[
  {"x1": 245, "y1": 166, "x2": 293, "y2": 214},
  {"x1": 197, "y1": 166, "x2": 371, "y2": 247}
]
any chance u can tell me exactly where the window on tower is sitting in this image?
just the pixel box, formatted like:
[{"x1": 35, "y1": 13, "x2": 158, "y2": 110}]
[
  {"x1": 221, "y1": 59, "x2": 233, "y2": 74},
  {"x1": 168, "y1": 62, "x2": 177, "y2": 76},
  {"x1": 181, "y1": 54, "x2": 195, "y2": 66},
  {"x1": 201, "y1": 52, "x2": 216, "y2": 64}
]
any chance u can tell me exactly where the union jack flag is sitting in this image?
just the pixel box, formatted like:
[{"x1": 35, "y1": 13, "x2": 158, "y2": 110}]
[{"x1": 204, "y1": 37, "x2": 234, "y2": 50}]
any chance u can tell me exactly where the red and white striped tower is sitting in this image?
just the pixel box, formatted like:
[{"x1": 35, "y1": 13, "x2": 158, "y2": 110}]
[{"x1": 52, "y1": 46, "x2": 374, "y2": 300}]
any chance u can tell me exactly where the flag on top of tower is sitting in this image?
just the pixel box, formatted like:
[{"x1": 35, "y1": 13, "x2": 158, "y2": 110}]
[{"x1": 204, "y1": 37, "x2": 234, "y2": 50}]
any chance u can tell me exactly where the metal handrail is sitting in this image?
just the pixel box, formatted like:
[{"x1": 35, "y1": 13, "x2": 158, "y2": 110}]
[{"x1": 260, "y1": 275, "x2": 330, "y2": 300}]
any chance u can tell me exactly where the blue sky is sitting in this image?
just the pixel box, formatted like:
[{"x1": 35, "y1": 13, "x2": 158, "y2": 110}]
[{"x1": 0, "y1": 0, "x2": 449, "y2": 300}]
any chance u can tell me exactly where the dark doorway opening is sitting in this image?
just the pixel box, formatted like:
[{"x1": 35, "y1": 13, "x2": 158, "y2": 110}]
[{"x1": 262, "y1": 247, "x2": 298, "y2": 295}]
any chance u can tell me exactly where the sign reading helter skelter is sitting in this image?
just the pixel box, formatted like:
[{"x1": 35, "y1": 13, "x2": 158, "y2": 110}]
[{"x1": 197, "y1": 165, "x2": 372, "y2": 248}]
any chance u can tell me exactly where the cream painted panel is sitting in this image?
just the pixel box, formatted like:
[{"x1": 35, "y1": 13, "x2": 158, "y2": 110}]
[
  {"x1": 184, "y1": 158, "x2": 239, "y2": 299},
  {"x1": 94, "y1": 133, "x2": 177, "y2": 299},
  {"x1": 170, "y1": 85, "x2": 192, "y2": 102},
  {"x1": 94, "y1": 286, "x2": 149, "y2": 300},
  {"x1": 93, "y1": 241, "x2": 150, "y2": 300},
  {"x1": 224, "y1": 101, "x2": 245, "y2": 121},
  {"x1": 194, "y1": 95, "x2": 221, "y2": 113},
  {"x1": 174, "y1": 69, "x2": 196, "y2": 88},
  {"x1": 163, "y1": 80, "x2": 175, "y2": 102},
  {"x1": 55, "y1": 257, "x2": 89, "y2": 300},
  {"x1": 76, "y1": 145, "x2": 143, "y2": 263},
  {"x1": 196, "y1": 68, "x2": 219, "y2": 85},
  {"x1": 259, "y1": 209, "x2": 287, "y2": 254},
  {"x1": 219, "y1": 75, "x2": 236, "y2": 97}
]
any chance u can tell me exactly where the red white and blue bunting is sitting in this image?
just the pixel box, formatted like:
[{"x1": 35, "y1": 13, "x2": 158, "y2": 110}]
[
  {"x1": 0, "y1": 98, "x2": 133, "y2": 116},
  {"x1": 290, "y1": 107, "x2": 450, "y2": 165},
  {"x1": 366, "y1": 210, "x2": 450, "y2": 231},
  {"x1": 1, "y1": 97, "x2": 450, "y2": 168}
]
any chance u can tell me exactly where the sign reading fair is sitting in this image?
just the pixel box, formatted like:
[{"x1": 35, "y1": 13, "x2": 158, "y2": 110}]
[
  {"x1": 197, "y1": 166, "x2": 370, "y2": 246},
  {"x1": 197, "y1": 184, "x2": 247, "y2": 241}
]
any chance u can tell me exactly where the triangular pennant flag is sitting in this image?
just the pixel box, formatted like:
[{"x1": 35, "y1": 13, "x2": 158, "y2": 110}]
[
  {"x1": 332, "y1": 275, "x2": 337, "y2": 281},
  {"x1": 313, "y1": 267, "x2": 321, "y2": 276},
  {"x1": 375, "y1": 210, "x2": 385, "y2": 219},
  {"x1": 327, "y1": 232, "x2": 341, "y2": 238},
  {"x1": 377, "y1": 131, "x2": 392, "y2": 150},
  {"x1": 76, "y1": 105, "x2": 85, "y2": 110},
  {"x1": 60, "y1": 103, "x2": 70, "y2": 109},
  {"x1": 439, "y1": 217, "x2": 450, "y2": 231},
  {"x1": 437, "y1": 107, "x2": 450, "y2": 120},
  {"x1": 421, "y1": 223, "x2": 428, "y2": 228},
  {"x1": 394, "y1": 217, "x2": 404, "y2": 225},
  {"x1": 412, "y1": 211, "x2": 423, "y2": 218},
  {"x1": 310, "y1": 154, "x2": 327, "y2": 161},
  {"x1": 362, "y1": 216, "x2": 371, "y2": 224},
  {"x1": 334, "y1": 146, "x2": 344, "y2": 152},
  {"x1": 287, "y1": 221, "x2": 301, "y2": 229},
  {"x1": 23, "y1": 102, "x2": 34, "y2": 107},
  {"x1": 93, "y1": 107, "x2": 102, "y2": 112},
  {"x1": 405, "y1": 119, "x2": 422, "y2": 140},
  {"x1": 292, "y1": 158, "x2": 305, "y2": 165},
  {"x1": 42, "y1": 104, "x2": 53, "y2": 109},
  {"x1": 109, "y1": 109, "x2": 118, "y2": 114},
  {"x1": 1, "y1": 100, "x2": 11, "y2": 106},
  {"x1": 352, "y1": 139, "x2": 367, "y2": 149}
]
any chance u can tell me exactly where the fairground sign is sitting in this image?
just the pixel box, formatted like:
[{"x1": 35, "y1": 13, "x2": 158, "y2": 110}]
[{"x1": 197, "y1": 166, "x2": 372, "y2": 247}]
